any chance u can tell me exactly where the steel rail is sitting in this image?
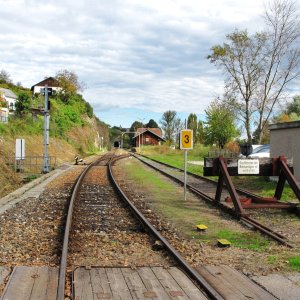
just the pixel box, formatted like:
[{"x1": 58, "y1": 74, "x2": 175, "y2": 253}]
[
  {"x1": 133, "y1": 153, "x2": 295, "y2": 248},
  {"x1": 108, "y1": 155, "x2": 224, "y2": 300},
  {"x1": 240, "y1": 216, "x2": 293, "y2": 248},
  {"x1": 56, "y1": 154, "x2": 112, "y2": 300},
  {"x1": 136, "y1": 153, "x2": 295, "y2": 202}
]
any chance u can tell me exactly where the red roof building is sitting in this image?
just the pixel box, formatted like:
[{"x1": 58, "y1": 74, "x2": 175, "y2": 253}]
[{"x1": 133, "y1": 128, "x2": 165, "y2": 147}]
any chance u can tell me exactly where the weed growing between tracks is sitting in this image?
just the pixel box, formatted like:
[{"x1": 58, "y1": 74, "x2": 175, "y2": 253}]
[{"x1": 120, "y1": 157, "x2": 300, "y2": 273}]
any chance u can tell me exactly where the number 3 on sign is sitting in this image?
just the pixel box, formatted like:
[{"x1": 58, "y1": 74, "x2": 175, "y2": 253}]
[{"x1": 180, "y1": 130, "x2": 193, "y2": 149}]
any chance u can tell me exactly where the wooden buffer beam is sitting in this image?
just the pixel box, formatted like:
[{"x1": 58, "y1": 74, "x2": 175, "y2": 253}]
[{"x1": 204, "y1": 156, "x2": 300, "y2": 218}]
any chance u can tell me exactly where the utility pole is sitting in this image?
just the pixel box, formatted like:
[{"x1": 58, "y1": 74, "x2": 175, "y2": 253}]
[{"x1": 42, "y1": 85, "x2": 51, "y2": 173}]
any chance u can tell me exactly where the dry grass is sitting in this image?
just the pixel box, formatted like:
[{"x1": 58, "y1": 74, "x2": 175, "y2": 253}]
[{"x1": 0, "y1": 134, "x2": 86, "y2": 198}]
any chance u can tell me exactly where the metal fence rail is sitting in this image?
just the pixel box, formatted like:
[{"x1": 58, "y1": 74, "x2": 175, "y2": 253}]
[
  {"x1": 0, "y1": 115, "x2": 8, "y2": 123},
  {"x1": 7, "y1": 156, "x2": 57, "y2": 175}
]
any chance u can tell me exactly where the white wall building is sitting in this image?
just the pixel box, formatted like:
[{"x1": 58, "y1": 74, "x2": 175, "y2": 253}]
[
  {"x1": 0, "y1": 88, "x2": 17, "y2": 111},
  {"x1": 31, "y1": 77, "x2": 62, "y2": 95}
]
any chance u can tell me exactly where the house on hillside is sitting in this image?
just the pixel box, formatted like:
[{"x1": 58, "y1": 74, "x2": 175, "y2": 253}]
[
  {"x1": 31, "y1": 77, "x2": 61, "y2": 95},
  {"x1": 0, "y1": 88, "x2": 17, "y2": 111},
  {"x1": 133, "y1": 128, "x2": 165, "y2": 147}
]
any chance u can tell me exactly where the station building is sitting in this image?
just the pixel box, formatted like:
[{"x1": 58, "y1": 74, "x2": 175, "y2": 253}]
[{"x1": 133, "y1": 128, "x2": 165, "y2": 147}]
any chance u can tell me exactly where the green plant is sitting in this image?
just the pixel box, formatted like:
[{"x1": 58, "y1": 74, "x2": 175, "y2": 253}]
[
  {"x1": 288, "y1": 256, "x2": 300, "y2": 271},
  {"x1": 23, "y1": 174, "x2": 39, "y2": 182}
]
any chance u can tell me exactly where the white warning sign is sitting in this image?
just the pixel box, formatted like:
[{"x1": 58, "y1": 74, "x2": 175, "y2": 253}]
[{"x1": 238, "y1": 159, "x2": 259, "y2": 175}]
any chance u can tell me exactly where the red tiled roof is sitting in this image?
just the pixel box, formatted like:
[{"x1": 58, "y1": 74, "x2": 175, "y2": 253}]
[{"x1": 136, "y1": 127, "x2": 162, "y2": 136}]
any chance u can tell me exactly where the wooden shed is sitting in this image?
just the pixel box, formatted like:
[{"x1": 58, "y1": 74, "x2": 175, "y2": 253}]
[
  {"x1": 269, "y1": 121, "x2": 300, "y2": 181},
  {"x1": 133, "y1": 128, "x2": 165, "y2": 147}
]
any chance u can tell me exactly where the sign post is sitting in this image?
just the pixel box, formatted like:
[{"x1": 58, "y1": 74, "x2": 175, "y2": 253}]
[
  {"x1": 15, "y1": 138, "x2": 25, "y2": 172},
  {"x1": 15, "y1": 138, "x2": 25, "y2": 160},
  {"x1": 180, "y1": 129, "x2": 193, "y2": 200}
]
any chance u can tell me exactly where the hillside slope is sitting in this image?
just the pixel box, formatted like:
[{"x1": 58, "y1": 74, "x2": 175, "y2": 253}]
[
  {"x1": 0, "y1": 80, "x2": 110, "y2": 198},
  {"x1": 0, "y1": 116, "x2": 108, "y2": 198}
]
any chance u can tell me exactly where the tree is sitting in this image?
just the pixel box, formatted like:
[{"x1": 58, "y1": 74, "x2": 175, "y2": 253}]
[
  {"x1": 55, "y1": 70, "x2": 85, "y2": 102},
  {"x1": 146, "y1": 119, "x2": 158, "y2": 128},
  {"x1": 84, "y1": 101, "x2": 93, "y2": 118},
  {"x1": 208, "y1": 0, "x2": 300, "y2": 143},
  {"x1": 130, "y1": 121, "x2": 143, "y2": 132},
  {"x1": 203, "y1": 100, "x2": 238, "y2": 149},
  {"x1": 174, "y1": 118, "x2": 184, "y2": 146},
  {"x1": 160, "y1": 110, "x2": 179, "y2": 144},
  {"x1": 287, "y1": 95, "x2": 300, "y2": 115},
  {"x1": 252, "y1": 122, "x2": 270, "y2": 144},
  {"x1": 275, "y1": 94, "x2": 300, "y2": 122},
  {"x1": 0, "y1": 70, "x2": 12, "y2": 84},
  {"x1": 15, "y1": 92, "x2": 31, "y2": 116},
  {"x1": 196, "y1": 120, "x2": 205, "y2": 144},
  {"x1": 187, "y1": 113, "x2": 197, "y2": 144}
]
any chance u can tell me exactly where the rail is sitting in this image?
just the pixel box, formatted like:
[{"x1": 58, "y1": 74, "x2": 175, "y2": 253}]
[
  {"x1": 108, "y1": 155, "x2": 224, "y2": 300},
  {"x1": 133, "y1": 153, "x2": 295, "y2": 248},
  {"x1": 56, "y1": 154, "x2": 112, "y2": 300}
]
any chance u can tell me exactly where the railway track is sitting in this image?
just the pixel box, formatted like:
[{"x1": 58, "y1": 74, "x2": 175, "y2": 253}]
[
  {"x1": 133, "y1": 153, "x2": 300, "y2": 248},
  {"x1": 0, "y1": 151, "x2": 281, "y2": 299},
  {"x1": 56, "y1": 152, "x2": 222, "y2": 299}
]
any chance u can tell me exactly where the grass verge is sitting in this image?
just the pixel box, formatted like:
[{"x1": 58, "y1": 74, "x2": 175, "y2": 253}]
[{"x1": 122, "y1": 158, "x2": 271, "y2": 251}]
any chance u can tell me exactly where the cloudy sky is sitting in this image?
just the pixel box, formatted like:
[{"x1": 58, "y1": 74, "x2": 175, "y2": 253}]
[{"x1": 1, "y1": 0, "x2": 286, "y2": 127}]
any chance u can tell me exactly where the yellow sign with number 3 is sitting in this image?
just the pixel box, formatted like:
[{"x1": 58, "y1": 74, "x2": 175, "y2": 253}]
[{"x1": 180, "y1": 129, "x2": 193, "y2": 149}]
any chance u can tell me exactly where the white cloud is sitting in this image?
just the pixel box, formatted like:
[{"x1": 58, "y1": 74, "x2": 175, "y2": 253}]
[{"x1": 1, "y1": 0, "x2": 288, "y2": 126}]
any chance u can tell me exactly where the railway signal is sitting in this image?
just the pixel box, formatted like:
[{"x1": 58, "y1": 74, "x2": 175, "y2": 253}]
[{"x1": 41, "y1": 85, "x2": 50, "y2": 173}]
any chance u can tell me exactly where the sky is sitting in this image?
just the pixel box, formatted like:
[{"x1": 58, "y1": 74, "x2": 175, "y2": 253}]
[{"x1": 1, "y1": 0, "x2": 296, "y2": 128}]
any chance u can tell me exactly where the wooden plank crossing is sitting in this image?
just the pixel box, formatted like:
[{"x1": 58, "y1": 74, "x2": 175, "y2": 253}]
[
  {"x1": 0, "y1": 266, "x2": 58, "y2": 300},
  {"x1": 73, "y1": 266, "x2": 207, "y2": 299},
  {"x1": 196, "y1": 265, "x2": 276, "y2": 300}
]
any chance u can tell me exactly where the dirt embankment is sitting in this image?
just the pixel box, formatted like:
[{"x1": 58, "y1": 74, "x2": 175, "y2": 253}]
[{"x1": 0, "y1": 120, "x2": 105, "y2": 198}]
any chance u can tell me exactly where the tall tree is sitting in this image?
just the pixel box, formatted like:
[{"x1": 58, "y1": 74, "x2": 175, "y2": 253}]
[
  {"x1": 55, "y1": 70, "x2": 85, "y2": 102},
  {"x1": 204, "y1": 100, "x2": 238, "y2": 149},
  {"x1": 187, "y1": 113, "x2": 197, "y2": 144},
  {"x1": 287, "y1": 95, "x2": 300, "y2": 115},
  {"x1": 130, "y1": 121, "x2": 143, "y2": 132},
  {"x1": 208, "y1": 0, "x2": 300, "y2": 143},
  {"x1": 0, "y1": 70, "x2": 12, "y2": 84},
  {"x1": 146, "y1": 119, "x2": 158, "y2": 128},
  {"x1": 174, "y1": 118, "x2": 184, "y2": 146},
  {"x1": 196, "y1": 120, "x2": 204, "y2": 144},
  {"x1": 160, "y1": 110, "x2": 178, "y2": 144}
]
